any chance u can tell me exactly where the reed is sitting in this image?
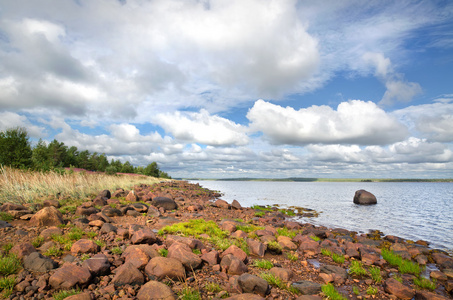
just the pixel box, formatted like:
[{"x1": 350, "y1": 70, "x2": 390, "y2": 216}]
[{"x1": 0, "y1": 166, "x2": 163, "y2": 204}]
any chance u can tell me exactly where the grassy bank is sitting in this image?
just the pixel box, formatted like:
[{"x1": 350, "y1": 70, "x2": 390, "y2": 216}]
[
  {"x1": 0, "y1": 166, "x2": 167, "y2": 204},
  {"x1": 182, "y1": 177, "x2": 453, "y2": 182}
]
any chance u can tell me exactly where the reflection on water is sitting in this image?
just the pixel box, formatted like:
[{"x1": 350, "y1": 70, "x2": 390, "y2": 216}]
[{"x1": 192, "y1": 180, "x2": 453, "y2": 251}]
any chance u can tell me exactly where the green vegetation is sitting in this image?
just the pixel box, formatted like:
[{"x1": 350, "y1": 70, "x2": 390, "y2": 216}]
[
  {"x1": 413, "y1": 277, "x2": 437, "y2": 291},
  {"x1": 369, "y1": 266, "x2": 382, "y2": 283},
  {"x1": 204, "y1": 282, "x2": 222, "y2": 293},
  {"x1": 111, "y1": 247, "x2": 123, "y2": 255},
  {"x1": 366, "y1": 286, "x2": 378, "y2": 295},
  {"x1": 0, "y1": 213, "x2": 13, "y2": 222},
  {"x1": 381, "y1": 249, "x2": 422, "y2": 275},
  {"x1": 94, "y1": 239, "x2": 106, "y2": 247},
  {"x1": 158, "y1": 248, "x2": 168, "y2": 257},
  {"x1": 348, "y1": 261, "x2": 368, "y2": 277},
  {"x1": 43, "y1": 246, "x2": 63, "y2": 257},
  {"x1": 286, "y1": 252, "x2": 298, "y2": 262},
  {"x1": 0, "y1": 275, "x2": 15, "y2": 299},
  {"x1": 321, "y1": 283, "x2": 347, "y2": 300},
  {"x1": 236, "y1": 224, "x2": 263, "y2": 233},
  {"x1": 159, "y1": 219, "x2": 228, "y2": 240},
  {"x1": 393, "y1": 274, "x2": 403, "y2": 283},
  {"x1": 192, "y1": 248, "x2": 201, "y2": 255},
  {"x1": 0, "y1": 254, "x2": 21, "y2": 276},
  {"x1": 1, "y1": 244, "x2": 12, "y2": 255},
  {"x1": 254, "y1": 211, "x2": 265, "y2": 217},
  {"x1": 252, "y1": 259, "x2": 273, "y2": 270},
  {"x1": 260, "y1": 272, "x2": 285, "y2": 289},
  {"x1": 321, "y1": 248, "x2": 345, "y2": 264},
  {"x1": 52, "y1": 289, "x2": 80, "y2": 300},
  {"x1": 178, "y1": 287, "x2": 201, "y2": 300},
  {"x1": 266, "y1": 241, "x2": 282, "y2": 254},
  {"x1": 309, "y1": 235, "x2": 321, "y2": 242},
  {"x1": 32, "y1": 236, "x2": 45, "y2": 248},
  {"x1": 352, "y1": 285, "x2": 360, "y2": 295},
  {"x1": 276, "y1": 227, "x2": 297, "y2": 238}
]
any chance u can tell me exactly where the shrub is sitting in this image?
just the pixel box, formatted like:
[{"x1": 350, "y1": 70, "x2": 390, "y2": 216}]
[
  {"x1": 413, "y1": 277, "x2": 437, "y2": 291},
  {"x1": 369, "y1": 266, "x2": 382, "y2": 283}
]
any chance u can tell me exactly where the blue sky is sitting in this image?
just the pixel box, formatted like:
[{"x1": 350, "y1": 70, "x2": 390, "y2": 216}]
[{"x1": 1, "y1": 0, "x2": 452, "y2": 178}]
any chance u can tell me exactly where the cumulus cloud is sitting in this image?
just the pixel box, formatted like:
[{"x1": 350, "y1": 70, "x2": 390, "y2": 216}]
[
  {"x1": 247, "y1": 99, "x2": 408, "y2": 145},
  {"x1": 393, "y1": 97, "x2": 453, "y2": 142},
  {"x1": 154, "y1": 109, "x2": 249, "y2": 146},
  {"x1": 0, "y1": 112, "x2": 45, "y2": 138}
]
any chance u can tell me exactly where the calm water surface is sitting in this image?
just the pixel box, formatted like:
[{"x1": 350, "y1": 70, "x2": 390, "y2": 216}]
[{"x1": 191, "y1": 180, "x2": 453, "y2": 251}]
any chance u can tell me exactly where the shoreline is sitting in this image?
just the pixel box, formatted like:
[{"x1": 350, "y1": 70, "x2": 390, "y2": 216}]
[{"x1": 0, "y1": 180, "x2": 451, "y2": 299}]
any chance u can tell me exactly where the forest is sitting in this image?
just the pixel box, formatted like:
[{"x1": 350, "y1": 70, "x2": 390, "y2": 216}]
[{"x1": 0, "y1": 127, "x2": 171, "y2": 178}]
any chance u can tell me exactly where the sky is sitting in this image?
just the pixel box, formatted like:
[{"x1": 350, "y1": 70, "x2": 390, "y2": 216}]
[{"x1": 1, "y1": 0, "x2": 453, "y2": 179}]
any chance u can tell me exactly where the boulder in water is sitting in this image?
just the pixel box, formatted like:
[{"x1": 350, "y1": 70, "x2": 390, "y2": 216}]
[{"x1": 353, "y1": 189, "x2": 377, "y2": 205}]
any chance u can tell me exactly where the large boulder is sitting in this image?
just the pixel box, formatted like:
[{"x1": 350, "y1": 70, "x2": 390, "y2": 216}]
[
  {"x1": 353, "y1": 189, "x2": 377, "y2": 205},
  {"x1": 151, "y1": 197, "x2": 177, "y2": 211},
  {"x1": 29, "y1": 206, "x2": 64, "y2": 227},
  {"x1": 145, "y1": 257, "x2": 186, "y2": 281},
  {"x1": 49, "y1": 263, "x2": 92, "y2": 289},
  {"x1": 136, "y1": 281, "x2": 176, "y2": 300},
  {"x1": 237, "y1": 273, "x2": 270, "y2": 297}
]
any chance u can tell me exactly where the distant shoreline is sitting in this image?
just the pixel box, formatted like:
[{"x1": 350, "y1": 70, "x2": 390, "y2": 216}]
[{"x1": 180, "y1": 177, "x2": 453, "y2": 182}]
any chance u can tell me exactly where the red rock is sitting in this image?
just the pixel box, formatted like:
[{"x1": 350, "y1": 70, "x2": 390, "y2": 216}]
[
  {"x1": 123, "y1": 247, "x2": 150, "y2": 269},
  {"x1": 10, "y1": 242, "x2": 36, "y2": 259},
  {"x1": 65, "y1": 292, "x2": 92, "y2": 300},
  {"x1": 231, "y1": 200, "x2": 242, "y2": 210},
  {"x1": 82, "y1": 253, "x2": 110, "y2": 276},
  {"x1": 222, "y1": 245, "x2": 248, "y2": 262},
  {"x1": 88, "y1": 220, "x2": 104, "y2": 227},
  {"x1": 145, "y1": 257, "x2": 186, "y2": 281},
  {"x1": 29, "y1": 206, "x2": 64, "y2": 227},
  {"x1": 40, "y1": 226, "x2": 63, "y2": 239},
  {"x1": 126, "y1": 190, "x2": 139, "y2": 202},
  {"x1": 224, "y1": 294, "x2": 265, "y2": 300},
  {"x1": 136, "y1": 280, "x2": 176, "y2": 300},
  {"x1": 131, "y1": 227, "x2": 157, "y2": 244},
  {"x1": 111, "y1": 262, "x2": 144, "y2": 286},
  {"x1": 384, "y1": 278, "x2": 415, "y2": 300},
  {"x1": 165, "y1": 235, "x2": 205, "y2": 250},
  {"x1": 432, "y1": 252, "x2": 453, "y2": 269},
  {"x1": 270, "y1": 267, "x2": 292, "y2": 281},
  {"x1": 430, "y1": 270, "x2": 448, "y2": 281},
  {"x1": 221, "y1": 221, "x2": 237, "y2": 233},
  {"x1": 237, "y1": 273, "x2": 270, "y2": 297},
  {"x1": 201, "y1": 250, "x2": 220, "y2": 266},
  {"x1": 49, "y1": 263, "x2": 92, "y2": 289},
  {"x1": 220, "y1": 254, "x2": 248, "y2": 275},
  {"x1": 277, "y1": 236, "x2": 298, "y2": 250},
  {"x1": 231, "y1": 230, "x2": 248, "y2": 239},
  {"x1": 247, "y1": 239, "x2": 266, "y2": 257},
  {"x1": 214, "y1": 199, "x2": 230, "y2": 209},
  {"x1": 71, "y1": 239, "x2": 100, "y2": 254},
  {"x1": 415, "y1": 291, "x2": 448, "y2": 300},
  {"x1": 167, "y1": 242, "x2": 202, "y2": 271}
]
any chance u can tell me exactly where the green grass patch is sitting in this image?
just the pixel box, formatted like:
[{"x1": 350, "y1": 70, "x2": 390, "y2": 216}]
[
  {"x1": 278, "y1": 208, "x2": 296, "y2": 216},
  {"x1": 352, "y1": 285, "x2": 360, "y2": 295},
  {"x1": 348, "y1": 261, "x2": 368, "y2": 277},
  {"x1": 366, "y1": 285, "x2": 378, "y2": 295},
  {"x1": 321, "y1": 248, "x2": 345, "y2": 264},
  {"x1": 158, "y1": 219, "x2": 228, "y2": 239},
  {"x1": 204, "y1": 282, "x2": 222, "y2": 293},
  {"x1": 158, "y1": 248, "x2": 168, "y2": 257},
  {"x1": 381, "y1": 249, "x2": 422, "y2": 275},
  {"x1": 236, "y1": 224, "x2": 263, "y2": 233},
  {"x1": 254, "y1": 211, "x2": 265, "y2": 217},
  {"x1": 52, "y1": 289, "x2": 80, "y2": 300},
  {"x1": 111, "y1": 247, "x2": 123, "y2": 255},
  {"x1": 86, "y1": 231, "x2": 98, "y2": 239},
  {"x1": 286, "y1": 252, "x2": 298, "y2": 262},
  {"x1": 413, "y1": 277, "x2": 437, "y2": 291},
  {"x1": 67, "y1": 227, "x2": 84, "y2": 241},
  {"x1": 192, "y1": 248, "x2": 201, "y2": 255},
  {"x1": 260, "y1": 272, "x2": 285, "y2": 289},
  {"x1": 252, "y1": 259, "x2": 273, "y2": 270},
  {"x1": 0, "y1": 254, "x2": 21, "y2": 276},
  {"x1": 43, "y1": 246, "x2": 63, "y2": 257},
  {"x1": 309, "y1": 235, "x2": 320, "y2": 242},
  {"x1": 393, "y1": 274, "x2": 403, "y2": 283},
  {"x1": 32, "y1": 236, "x2": 45, "y2": 248},
  {"x1": 251, "y1": 205, "x2": 273, "y2": 211},
  {"x1": 322, "y1": 283, "x2": 347, "y2": 300},
  {"x1": 1, "y1": 244, "x2": 13, "y2": 255},
  {"x1": 0, "y1": 275, "x2": 15, "y2": 298},
  {"x1": 276, "y1": 227, "x2": 297, "y2": 238},
  {"x1": 0, "y1": 213, "x2": 13, "y2": 222},
  {"x1": 369, "y1": 266, "x2": 382, "y2": 283},
  {"x1": 178, "y1": 287, "x2": 201, "y2": 300},
  {"x1": 94, "y1": 240, "x2": 106, "y2": 247},
  {"x1": 267, "y1": 241, "x2": 282, "y2": 254}
]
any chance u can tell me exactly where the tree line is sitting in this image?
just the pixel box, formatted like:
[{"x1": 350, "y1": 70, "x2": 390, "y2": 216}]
[{"x1": 0, "y1": 127, "x2": 171, "y2": 178}]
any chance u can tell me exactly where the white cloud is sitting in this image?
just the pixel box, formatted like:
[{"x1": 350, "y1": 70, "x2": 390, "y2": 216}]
[
  {"x1": 154, "y1": 109, "x2": 249, "y2": 146},
  {"x1": 0, "y1": 112, "x2": 45, "y2": 138},
  {"x1": 247, "y1": 99, "x2": 408, "y2": 145}
]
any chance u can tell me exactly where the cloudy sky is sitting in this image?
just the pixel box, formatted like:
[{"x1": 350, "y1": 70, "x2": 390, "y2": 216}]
[{"x1": 1, "y1": 0, "x2": 453, "y2": 179}]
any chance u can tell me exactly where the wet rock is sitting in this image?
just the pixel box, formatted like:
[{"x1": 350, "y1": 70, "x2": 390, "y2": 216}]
[
  {"x1": 23, "y1": 252, "x2": 57, "y2": 272},
  {"x1": 145, "y1": 257, "x2": 186, "y2": 281},
  {"x1": 353, "y1": 189, "x2": 377, "y2": 205},
  {"x1": 131, "y1": 227, "x2": 157, "y2": 244},
  {"x1": 151, "y1": 197, "x2": 177, "y2": 211},
  {"x1": 82, "y1": 253, "x2": 110, "y2": 276},
  {"x1": 11, "y1": 242, "x2": 36, "y2": 259},
  {"x1": 167, "y1": 242, "x2": 202, "y2": 271},
  {"x1": 237, "y1": 273, "x2": 270, "y2": 297},
  {"x1": 220, "y1": 254, "x2": 248, "y2": 275},
  {"x1": 384, "y1": 278, "x2": 415, "y2": 300},
  {"x1": 49, "y1": 263, "x2": 92, "y2": 289},
  {"x1": 71, "y1": 239, "x2": 100, "y2": 254},
  {"x1": 136, "y1": 280, "x2": 176, "y2": 300},
  {"x1": 111, "y1": 262, "x2": 144, "y2": 286},
  {"x1": 292, "y1": 280, "x2": 322, "y2": 295},
  {"x1": 29, "y1": 206, "x2": 64, "y2": 227},
  {"x1": 432, "y1": 252, "x2": 453, "y2": 270}
]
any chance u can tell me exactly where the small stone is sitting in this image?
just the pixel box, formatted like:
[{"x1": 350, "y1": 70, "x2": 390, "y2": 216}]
[
  {"x1": 71, "y1": 239, "x2": 100, "y2": 254},
  {"x1": 111, "y1": 262, "x2": 144, "y2": 286},
  {"x1": 29, "y1": 206, "x2": 64, "y2": 227}
]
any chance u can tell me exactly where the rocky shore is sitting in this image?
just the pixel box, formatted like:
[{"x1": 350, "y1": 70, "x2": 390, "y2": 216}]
[{"x1": 0, "y1": 181, "x2": 452, "y2": 300}]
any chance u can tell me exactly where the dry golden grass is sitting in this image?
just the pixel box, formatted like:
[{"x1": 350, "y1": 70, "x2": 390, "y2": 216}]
[{"x1": 0, "y1": 166, "x2": 165, "y2": 204}]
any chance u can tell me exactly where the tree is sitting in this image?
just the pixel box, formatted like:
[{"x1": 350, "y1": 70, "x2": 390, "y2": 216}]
[
  {"x1": 0, "y1": 127, "x2": 33, "y2": 169},
  {"x1": 47, "y1": 139, "x2": 68, "y2": 168},
  {"x1": 144, "y1": 162, "x2": 160, "y2": 177},
  {"x1": 120, "y1": 161, "x2": 134, "y2": 173},
  {"x1": 32, "y1": 139, "x2": 51, "y2": 171},
  {"x1": 65, "y1": 146, "x2": 79, "y2": 167}
]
